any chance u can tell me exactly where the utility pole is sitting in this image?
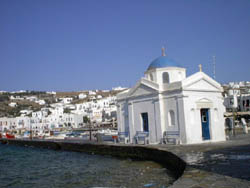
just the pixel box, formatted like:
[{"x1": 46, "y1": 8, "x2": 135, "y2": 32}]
[
  {"x1": 232, "y1": 87, "x2": 237, "y2": 137},
  {"x1": 89, "y1": 121, "x2": 92, "y2": 141},
  {"x1": 30, "y1": 122, "x2": 32, "y2": 140}
]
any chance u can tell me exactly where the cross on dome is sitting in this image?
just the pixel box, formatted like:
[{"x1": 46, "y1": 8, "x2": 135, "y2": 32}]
[
  {"x1": 161, "y1": 46, "x2": 166, "y2": 56},
  {"x1": 199, "y1": 64, "x2": 203, "y2": 72},
  {"x1": 147, "y1": 47, "x2": 182, "y2": 70}
]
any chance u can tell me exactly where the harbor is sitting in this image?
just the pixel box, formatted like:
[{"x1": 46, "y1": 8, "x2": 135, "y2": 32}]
[
  {"x1": 0, "y1": 144, "x2": 175, "y2": 188},
  {"x1": 1, "y1": 0, "x2": 250, "y2": 187},
  {"x1": 1, "y1": 132, "x2": 250, "y2": 187}
]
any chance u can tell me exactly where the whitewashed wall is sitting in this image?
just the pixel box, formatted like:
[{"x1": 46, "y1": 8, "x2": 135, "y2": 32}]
[
  {"x1": 182, "y1": 91, "x2": 226, "y2": 144},
  {"x1": 117, "y1": 94, "x2": 161, "y2": 144}
]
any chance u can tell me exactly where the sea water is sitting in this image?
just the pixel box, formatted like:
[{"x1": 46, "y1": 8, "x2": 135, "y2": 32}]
[{"x1": 0, "y1": 144, "x2": 175, "y2": 188}]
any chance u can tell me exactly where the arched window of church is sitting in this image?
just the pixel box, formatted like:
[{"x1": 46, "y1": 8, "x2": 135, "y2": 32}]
[
  {"x1": 162, "y1": 72, "x2": 169, "y2": 83},
  {"x1": 168, "y1": 110, "x2": 175, "y2": 126},
  {"x1": 150, "y1": 73, "x2": 154, "y2": 81}
]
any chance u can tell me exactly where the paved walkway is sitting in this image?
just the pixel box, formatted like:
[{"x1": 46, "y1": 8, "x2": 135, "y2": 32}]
[{"x1": 151, "y1": 134, "x2": 250, "y2": 187}]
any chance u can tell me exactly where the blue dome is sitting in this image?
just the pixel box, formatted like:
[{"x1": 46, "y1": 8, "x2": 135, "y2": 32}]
[{"x1": 147, "y1": 56, "x2": 180, "y2": 70}]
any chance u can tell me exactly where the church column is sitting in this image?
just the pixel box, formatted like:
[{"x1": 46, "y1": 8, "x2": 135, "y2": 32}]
[
  {"x1": 158, "y1": 93, "x2": 165, "y2": 141},
  {"x1": 128, "y1": 102, "x2": 135, "y2": 143},
  {"x1": 176, "y1": 95, "x2": 187, "y2": 144},
  {"x1": 175, "y1": 96, "x2": 181, "y2": 141},
  {"x1": 116, "y1": 104, "x2": 121, "y2": 132}
]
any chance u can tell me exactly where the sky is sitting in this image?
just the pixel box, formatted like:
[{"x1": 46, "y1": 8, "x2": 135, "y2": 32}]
[{"x1": 0, "y1": 0, "x2": 250, "y2": 91}]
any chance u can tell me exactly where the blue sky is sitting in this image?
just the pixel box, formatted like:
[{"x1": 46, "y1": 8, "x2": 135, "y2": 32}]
[{"x1": 0, "y1": 0, "x2": 249, "y2": 91}]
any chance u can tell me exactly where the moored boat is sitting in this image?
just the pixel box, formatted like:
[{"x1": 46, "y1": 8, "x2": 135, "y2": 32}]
[{"x1": 6, "y1": 133, "x2": 15, "y2": 139}]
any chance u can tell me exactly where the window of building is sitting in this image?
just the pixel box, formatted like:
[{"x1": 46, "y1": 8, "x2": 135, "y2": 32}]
[
  {"x1": 149, "y1": 73, "x2": 153, "y2": 81},
  {"x1": 162, "y1": 72, "x2": 169, "y2": 83},
  {"x1": 230, "y1": 98, "x2": 234, "y2": 105},
  {"x1": 168, "y1": 110, "x2": 175, "y2": 126},
  {"x1": 247, "y1": 100, "x2": 250, "y2": 107},
  {"x1": 141, "y1": 113, "x2": 149, "y2": 132}
]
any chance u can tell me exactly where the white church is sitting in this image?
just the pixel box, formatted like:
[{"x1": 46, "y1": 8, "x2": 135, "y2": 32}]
[{"x1": 117, "y1": 48, "x2": 226, "y2": 145}]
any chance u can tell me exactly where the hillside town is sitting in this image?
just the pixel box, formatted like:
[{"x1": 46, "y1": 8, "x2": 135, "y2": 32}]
[
  {"x1": 223, "y1": 81, "x2": 250, "y2": 112},
  {"x1": 0, "y1": 87, "x2": 126, "y2": 139},
  {"x1": 1, "y1": 81, "x2": 250, "y2": 142},
  {"x1": 0, "y1": 51, "x2": 250, "y2": 143},
  {"x1": 1, "y1": 48, "x2": 250, "y2": 144}
]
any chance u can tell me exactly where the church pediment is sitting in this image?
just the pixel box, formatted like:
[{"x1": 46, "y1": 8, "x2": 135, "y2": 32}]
[
  {"x1": 128, "y1": 83, "x2": 157, "y2": 97},
  {"x1": 182, "y1": 72, "x2": 222, "y2": 92},
  {"x1": 185, "y1": 79, "x2": 219, "y2": 91}
]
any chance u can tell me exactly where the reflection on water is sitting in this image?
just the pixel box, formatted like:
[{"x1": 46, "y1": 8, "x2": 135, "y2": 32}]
[{"x1": 0, "y1": 145, "x2": 175, "y2": 188}]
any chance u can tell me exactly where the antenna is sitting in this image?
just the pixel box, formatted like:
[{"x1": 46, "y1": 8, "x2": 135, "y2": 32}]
[{"x1": 212, "y1": 55, "x2": 216, "y2": 79}]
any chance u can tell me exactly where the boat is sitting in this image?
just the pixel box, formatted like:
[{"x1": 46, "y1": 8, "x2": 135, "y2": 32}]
[
  {"x1": 45, "y1": 131, "x2": 70, "y2": 140},
  {"x1": 97, "y1": 129, "x2": 118, "y2": 141},
  {"x1": 23, "y1": 131, "x2": 31, "y2": 138},
  {"x1": 64, "y1": 132, "x2": 88, "y2": 140},
  {"x1": 6, "y1": 133, "x2": 15, "y2": 139}
]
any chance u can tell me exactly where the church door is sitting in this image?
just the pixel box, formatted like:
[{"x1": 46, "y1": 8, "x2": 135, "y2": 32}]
[
  {"x1": 141, "y1": 113, "x2": 149, "y2": 132},
  {"x1": 200, "y1": 109, "x2": 210, "y2": 140}
]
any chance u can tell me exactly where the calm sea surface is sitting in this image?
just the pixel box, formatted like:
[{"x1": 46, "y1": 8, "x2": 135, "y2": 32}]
[{"x1": 0, "y1": 144, "x2": 175, "y2": 188}]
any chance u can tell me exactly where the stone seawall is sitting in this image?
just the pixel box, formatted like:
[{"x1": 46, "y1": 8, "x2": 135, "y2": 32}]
[{"x1": 0, "y1": 139, "x2": 186, "y2": 180}]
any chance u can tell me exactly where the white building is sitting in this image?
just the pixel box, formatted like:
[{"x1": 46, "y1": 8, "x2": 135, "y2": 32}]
[
  {"x1": 0, "y1": 117, "x2": 17, "y2": 132},
  {"x1": 89, "y1": 90, "x2": 96, "y2": 95},
  {"x1": 26, "y1": 96, "x2": 38, "y2": 102},
  {"x1": 73, "y1": 103, "x2": 88, "y2": 115},
  {"x1": 97, "y1": 95, "x2": 103, "y2": 99},
  {"x1": 71, "y1": 96, "x2": 117, "y2": 123},
  {"x1": 79, "y1": 93, "x2": 87, "y2": 99},
  {"x1": 35, "y1": 99, "x2": 46, "y2": 105},
  {"x1": 0, "y1": 105, "x2": 84, "y2": 135},
  {"x1": 20, "y1": 110, "x2": 32, "y2": 116},
  {"x1": 49, "y1": 104, "x2": 64, "y2": 116},
  {"x1": 112, "y1": 86, "x2": 127, "y2": 91},
  {"x1": 9, "y1": 102, "x2": 17, "y2": 107},
  {"x1": 223, "y1": 81, "x2": 250, "y2": 112},
  {"x1": 32, "y1": 111, "x2": 46, "y2": 119},
  {"x1": 46, "y1": 91, "x2": 56, "y2": 95},
  {"x1": 61, "y1": 114, "x2": 84, "y2": 128},
  {"x1": 10, "y1": 96, "x2": 16, "y2": 100},
  {"x1": 102, "y1": 90, "x2": 110, "y2": 92},
  {"x1": 117, "y1": 49, "x2": 226, "y2": 145},
  {"x1": 60, "y1": 97, "x2": 73, "y2": 104},
  {"x1": 16, "y1": 117, "x2": 31, "y2": 131}
]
